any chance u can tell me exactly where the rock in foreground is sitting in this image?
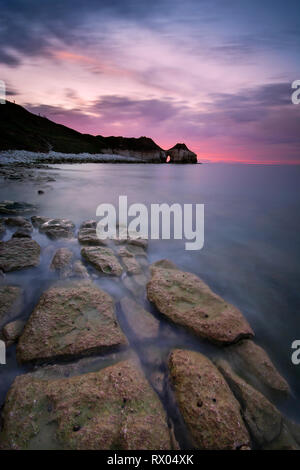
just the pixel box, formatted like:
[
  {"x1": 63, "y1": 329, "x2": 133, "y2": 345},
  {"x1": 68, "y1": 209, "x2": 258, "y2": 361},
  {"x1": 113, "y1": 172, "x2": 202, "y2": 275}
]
[
  {"x1": 0, "y1": 238, "x2": 40, "y2": 272},
  {"x1": 217, "y1": 359, "x2": 282, "y2": 446},
  {"x1": 17, "y1": 281, "x2": 128, "y2": 363},
  {"x1": 0, "y1": 357, "x2": 173, "y2": 450},
  {"x1": 147, "y1": 260, "x2": 253, "y2": 345},
  {"x1": 168, "y1": 349, "x2": 250, "y2": 449}
]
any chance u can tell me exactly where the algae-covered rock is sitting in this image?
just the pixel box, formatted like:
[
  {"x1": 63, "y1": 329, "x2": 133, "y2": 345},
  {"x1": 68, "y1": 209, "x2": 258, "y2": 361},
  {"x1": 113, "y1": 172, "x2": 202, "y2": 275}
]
[
  {"x1": 217, "y1": 359, "x2": 282, "y2": 446},
  {"x1": 2, "y1": 319, "x2": 25, "y2": 344},
  {"x1": 0, "y1": 285, "x2": 23, "y2": 328},
  {"x1": 81, "y1": 246, "x2": 123, "y2": 276},
  {"x1": 17, "y1": 281, "x2": 128, "y2": 363},
  {"x1": 39, "y1": 218, "x2": 75, "y2": 239},
  {"x1": 50, "y1": 247, "x2": 73, "y2": 279},
  {"x1": 147, "y1": 260, "x2": 253, "y2": 345},
  {"x1": 227, "y1": 339, "x2": 289, "y2": 394},
  {"x1": 120, "y1": 297, "x2": 159, "y2": 340},
  {"x1": 0, "y1": 357, "x2": 173, "y2": 450},
  {"x1": 168, "y1": 349, "x2": 250, "y2": 450},
  {"x1": 0, "y1": 238, "x2": 41, "y2": 272}
]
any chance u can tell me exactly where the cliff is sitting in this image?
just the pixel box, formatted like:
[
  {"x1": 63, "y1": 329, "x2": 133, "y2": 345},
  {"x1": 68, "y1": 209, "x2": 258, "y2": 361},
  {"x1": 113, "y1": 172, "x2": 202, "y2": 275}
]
[
  {"x1": 0, "y1": 101, "x2": 197, "y2": 163},
  {"x1": 167, "y1": 143, "x2": 197, "y2": 163}
]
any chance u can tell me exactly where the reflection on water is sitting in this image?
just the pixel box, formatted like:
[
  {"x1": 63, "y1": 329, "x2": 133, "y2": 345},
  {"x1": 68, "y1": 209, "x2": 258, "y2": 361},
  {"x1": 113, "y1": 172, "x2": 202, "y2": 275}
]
[{"x1": 1, "y1": 163, "x2": 300, "y2": 440}]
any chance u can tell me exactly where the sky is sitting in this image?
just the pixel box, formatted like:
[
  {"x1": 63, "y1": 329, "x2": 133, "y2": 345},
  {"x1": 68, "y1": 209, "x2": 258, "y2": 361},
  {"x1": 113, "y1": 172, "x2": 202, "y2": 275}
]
[{"x1": 0, "y1": 0, "x2": 299, "y2": 163}]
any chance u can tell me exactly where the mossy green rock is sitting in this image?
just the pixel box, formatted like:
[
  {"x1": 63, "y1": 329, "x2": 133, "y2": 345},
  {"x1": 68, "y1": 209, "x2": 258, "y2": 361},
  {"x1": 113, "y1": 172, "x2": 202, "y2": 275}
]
[
  {"x1": 0, "y1": 357, "x2": 173, "y2": 450},
  {"x1": 217, "y1": 359, "x2": 283, "y2": 446},
  {"x1": 81, "y1": 246, "x2": 123, "y2": 276},
  {"x1": 147, "y1": 260, "x2": 254, "y2": 345},
  {"x1": 17, "y1": 281, "x2": 128, "y2": 363},
  {"x1": 168, "y1": 349, "x2": 250, "y2": 450},
  {"x1": 0, "y1": 238, "x2": 40, "y2": 272},
  {"x1": 0, "y1": 285, "x2": 23, "y2": 328}
]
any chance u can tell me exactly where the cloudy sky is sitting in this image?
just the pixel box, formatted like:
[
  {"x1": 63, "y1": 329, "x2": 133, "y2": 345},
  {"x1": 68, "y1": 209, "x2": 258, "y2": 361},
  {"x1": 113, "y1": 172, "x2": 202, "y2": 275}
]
[{"x1": 1, "y1": 0, "x2": 299, "y2": 163}]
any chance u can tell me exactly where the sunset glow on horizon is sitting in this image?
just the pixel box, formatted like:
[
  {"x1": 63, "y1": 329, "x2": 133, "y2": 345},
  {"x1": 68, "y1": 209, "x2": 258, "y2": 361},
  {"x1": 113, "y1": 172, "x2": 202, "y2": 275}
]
[{"x1": 1, "y1": 0, "x2": 299, "y2": 163}]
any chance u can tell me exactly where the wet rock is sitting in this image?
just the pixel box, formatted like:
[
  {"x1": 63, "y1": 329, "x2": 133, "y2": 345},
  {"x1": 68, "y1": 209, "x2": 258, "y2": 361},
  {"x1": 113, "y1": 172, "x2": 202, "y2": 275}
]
[
  {"x1": 123, "y1": 273, "x2": 148, "y2": 297},
  {"x1": 0, "y1": 219, "x2": 6, "y2": 239},
  {"x1": 31, "y1": 216, "x2": 51, "y2": 228},
  {"x1": 0, "y1": 286, "x2": 23, "y2": 328},
  {"x1": 118, "y1": 247, "x2": 142, "y2": 275},
  {"x1": 78, "y1": 227, "x2": 107, "y2": 246},
  {"x1": 0, "y1": 356, "x2": 173, "y2": 450},
  {"x1": 17, "y1": 281, "x2": 128, "y2": 364},
  {"x1": 217, "y1": 359, "x2": 282, "y2": 446},
  {"x1": 150, "y1": 371, "x2": 165, "y2": 395},
  {"x1": 50, "y1": 248, "x2": 73, "y2": 279},
  {"x1": 227, "y1": 339, "x2": 289, "y2": 394},
  {"x1": 263, "y1": 423, "x2": 300, "y2": 450},
  {"x1": 168, "y1": 349, "x2": 250, "y2": 450},
  {"x1": 147, "y1": 260, "x2": 254, "y2": 345},
  {"x1": 72, "y1": 260, "x2": 90, "y2": 279},
  {"x1": 81, "y1": 246, "x2": 123, "y2": 276},
  {"x1": 2, "y1": 320, "x2": 25, "y2": 344},
  {"x1": 39, "y1": 218, "x2": 75, "y2": 240},
  {"x1": 0, "y1": 200, "x2": 37, "y2": 215},
  {"x1": 120, "y1": 297, "x2": 159, "y2": 340},
  {"x1": 80, "y1": 220, "x2": 97, "y2": 229},
  {"x1": 11, "y1": 229, "x2": 32, "y2": 238},
  {"x1": 5, "y1": 216, "x2": 33, "y2": 232},
  {"x1": 0, "y1": 238, "x2": 41, "y2": 272}
]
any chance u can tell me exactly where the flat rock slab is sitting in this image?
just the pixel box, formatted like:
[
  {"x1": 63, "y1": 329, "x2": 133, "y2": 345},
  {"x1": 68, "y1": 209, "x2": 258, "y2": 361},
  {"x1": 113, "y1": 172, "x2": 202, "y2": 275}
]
[
  {"x1": 147, "y1": 260, "x2": 253, "y2": 345},
  {"x1": 81, "y1": 246, "x2": 123, "y2": 276},
  {"x1": 0, "y1": 238, "x2": 41, "y2": 272},
  {"x1": 217, "y1": 359, "x2": 283, "y2": 446},
  {"x1": 17, "y1": 281, "x2": 128, "y2": 363},
  {"x1": 39, "y1": 219, "x2": 75, "y2": 239},
  {"x1": 0, "y1": 357, "x2": 173, "y2": 450},
  {"x1": 0, "y1": 285, "x2": 23, "y2": 328},
  {"x1": 0, "y1": 201, "x2": 37, "y2": 215},
  {"x1": 227, "y1": 339, "x2": 289, "y2": 394},
  {"x1": 168, "y1": 349, "x2": 250, "y2": 450},
  {"x1": 120, "y1": 297, "x2": 159, "y2": 340}
]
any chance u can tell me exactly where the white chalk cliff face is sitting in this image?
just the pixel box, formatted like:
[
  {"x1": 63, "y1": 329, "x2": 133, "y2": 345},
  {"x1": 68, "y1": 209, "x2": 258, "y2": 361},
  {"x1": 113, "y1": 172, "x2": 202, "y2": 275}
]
[{"x1": 167, "y1": 143, "x2": 197, "y2": 163}]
